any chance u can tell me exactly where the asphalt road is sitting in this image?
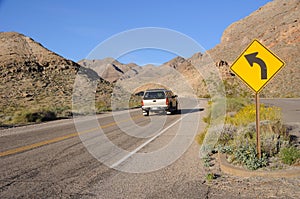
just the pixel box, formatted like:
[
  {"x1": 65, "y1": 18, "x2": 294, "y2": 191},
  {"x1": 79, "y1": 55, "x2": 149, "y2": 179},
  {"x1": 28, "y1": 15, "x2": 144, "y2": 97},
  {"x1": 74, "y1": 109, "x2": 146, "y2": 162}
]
[
  {"x1": 0, "y1": 98, "x2": 299, "y2": 198},
  {"x1": 0, "y1": 98, "x2": 209, "y2": 198},
  {"x1": 261, "y1": 98, "x2": 300, "y2": 123}
]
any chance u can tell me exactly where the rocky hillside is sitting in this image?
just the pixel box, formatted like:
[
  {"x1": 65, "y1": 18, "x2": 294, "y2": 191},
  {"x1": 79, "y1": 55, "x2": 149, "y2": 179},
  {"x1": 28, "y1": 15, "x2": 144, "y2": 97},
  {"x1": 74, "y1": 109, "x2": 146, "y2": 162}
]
[
  {"x1": 161, "y1": 53, "x2": 235, "y2": 97},
  {"x1": 208, "y1": 0, "x2": 300, "y2": 97},
  {"x1": 0, "y1": 32, "x2": 111, "y2": 125}
]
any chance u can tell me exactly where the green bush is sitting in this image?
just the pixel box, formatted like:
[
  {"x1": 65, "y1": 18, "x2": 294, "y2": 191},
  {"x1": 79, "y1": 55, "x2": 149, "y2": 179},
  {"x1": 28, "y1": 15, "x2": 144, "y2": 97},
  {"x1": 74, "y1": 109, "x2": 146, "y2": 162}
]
[
  {"x1": 226, "y1": 97, "x2": 251, "y2": 113},
  {"x1": 205, "y1": 173, "x2": 216, "y2": 181},
  {"x1": 26, "y1": 111, "x2": 57, "y2": 122},
  {"x1": 218, "y1": 145, "x2": 233, "y2": 154},
  {"x1": 233, "y1": 145, "x2": 268, "y2": 170},
  {"x1": 12, "y1": 109, "x2": 57, "y2": 124},
  {"x1": 279, "y1": 146, "x2": 300, "y2": 165},
  {"x1": 202, "y1": 154, "x2": 213, "y2": 167}
]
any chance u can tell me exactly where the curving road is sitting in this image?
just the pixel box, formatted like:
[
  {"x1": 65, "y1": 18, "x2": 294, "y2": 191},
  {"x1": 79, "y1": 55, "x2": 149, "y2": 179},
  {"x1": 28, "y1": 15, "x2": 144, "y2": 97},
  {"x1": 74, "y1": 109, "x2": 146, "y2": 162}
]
[
  {"x1": 0, "y1": 99, "x2": 209, "y2": 198},
  {"x1": 1, "y1": 98, "x2": 299, "y2": 198}
]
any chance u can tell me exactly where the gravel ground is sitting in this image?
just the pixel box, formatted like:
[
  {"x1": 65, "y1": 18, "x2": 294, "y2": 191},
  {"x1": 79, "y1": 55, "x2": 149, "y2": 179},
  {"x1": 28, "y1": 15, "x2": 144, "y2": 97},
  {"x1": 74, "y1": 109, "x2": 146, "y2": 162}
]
[{"x1": 204, "y1": 151, "x2": 300, "y2": 199}]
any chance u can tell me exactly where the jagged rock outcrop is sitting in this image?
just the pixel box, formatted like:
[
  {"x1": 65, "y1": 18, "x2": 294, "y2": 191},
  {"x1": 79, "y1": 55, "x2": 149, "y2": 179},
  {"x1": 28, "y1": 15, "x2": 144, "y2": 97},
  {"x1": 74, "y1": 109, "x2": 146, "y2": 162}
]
[{"x1": 0, "y1": 32, "x2": 112, "y2": 124}]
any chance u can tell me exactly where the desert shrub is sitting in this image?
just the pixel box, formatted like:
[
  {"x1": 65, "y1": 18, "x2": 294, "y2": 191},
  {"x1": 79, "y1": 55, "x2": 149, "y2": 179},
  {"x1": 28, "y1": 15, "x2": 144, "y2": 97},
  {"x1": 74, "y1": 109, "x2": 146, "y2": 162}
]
[
  {"x1": 196, "y1": 131, "x2": 207, "y2": 145},
  {"x1": 228, "y1": 128, "x2": 256, "y2": 149},
  {"x1": 25, "y1": 111, "x2": 56, "y2": 122},
  {"x1": 202, "y1": 94, "x2": 211, "y2": 98},
  {"x1": 52, "y1": 106, "x2": 71, "y2": 117},
  {"x1": 129, "y1": 95, "x2": 142, "y2": 108},
  {"x1": 217, "y1": 124, "x2": 237, "y2": 145},
  {"x1": 227, "y1": 104, "x2": 281, "y2": 126},
  {"x1": 95, "y1": 100, "x2": 111, "y2": 113},
  {"x1": 203, "y1": 97, "x2": 251, "y2": 125},
  {"x1": 198, "y1": 97, "x2": 249, "y2": 149},
  {"x1": 216, "y1": 102, "x2": 292, "y2": 170},
  {"x1": 260, "y1": 121, "x2": 290, "y2": 156},
  {"x1": 202, "y1": 114, "x2": 211, "y2": 124},
  {"x1": 223, "y1": 79, "x2": 252, "y2": 98},
  {"x1": 202, "y1": 154, "x2": 213, "y2": 167},
  {"x1": 226, "y1": 97, "x2": 251, "y2": 113},
  {"x1": 218, "y1": 145, "x2": 233, "y2": 154},
  {"x1": 224, "y1": 121, "x2": 289, "y2": 156},
  {"x1": 205, "y1": 173, "x2": 217, "y2": 181},
  {"x1": 201, "y1": 100, "x2": 212, "y2": 124},
  {"x1": 279, "y1": 146, "x2": 300, "y2": 165},
  {"x1": 233, "y1": 145, "x2": 268, "y2": 170},
  {"x1": 199, "y1": 96, "x2": 295, "y2": 170},
  {"x1": 12, "y1": 109, "x2": 57, "y2": 124}
]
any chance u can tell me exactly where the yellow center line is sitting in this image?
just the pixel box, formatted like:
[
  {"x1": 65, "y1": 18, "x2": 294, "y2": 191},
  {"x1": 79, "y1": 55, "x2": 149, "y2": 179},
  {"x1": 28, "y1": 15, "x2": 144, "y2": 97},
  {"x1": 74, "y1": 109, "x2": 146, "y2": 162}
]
[{"x1": 0, "y1": 115, "x2": 143, "y2": 157}]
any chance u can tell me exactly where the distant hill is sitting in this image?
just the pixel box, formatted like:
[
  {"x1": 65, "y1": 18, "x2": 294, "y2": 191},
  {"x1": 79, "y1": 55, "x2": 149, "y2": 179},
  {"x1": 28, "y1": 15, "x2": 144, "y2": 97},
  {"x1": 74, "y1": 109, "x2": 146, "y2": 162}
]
[
  {"x1": 78, "y1": 58, "x2": 141, "y2": 83},
  {"x1": 82, "y1": 0, "x2": 299, "y2": 98},
  {"x1": 0, "y1": 32, "x2": 112, "y2": 125}
]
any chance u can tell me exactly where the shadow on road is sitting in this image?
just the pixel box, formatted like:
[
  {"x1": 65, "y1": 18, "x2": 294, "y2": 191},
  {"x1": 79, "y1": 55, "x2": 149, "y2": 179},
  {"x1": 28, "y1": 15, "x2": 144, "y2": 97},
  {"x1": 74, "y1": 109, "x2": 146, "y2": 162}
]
[
  {"x1": 147, "y1": 108, "x2": 204, "y2": 116},
  {"x1": 178, "y1": 108, "x2": 205, "y2": 115}
]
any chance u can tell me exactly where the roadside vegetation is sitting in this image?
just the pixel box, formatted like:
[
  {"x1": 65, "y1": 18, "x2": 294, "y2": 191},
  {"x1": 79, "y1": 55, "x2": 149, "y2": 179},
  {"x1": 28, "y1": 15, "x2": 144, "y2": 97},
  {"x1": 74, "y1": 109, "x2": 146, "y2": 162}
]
[
  {"x1": 2, "y1": 106, "x2": 72, "y2": 126},
  {"x1": 197, "y1": 97, "x2": 300, "y2": 171},
  {"x1": 0, "y1": 92, "x2": 143, "y2": 127}
]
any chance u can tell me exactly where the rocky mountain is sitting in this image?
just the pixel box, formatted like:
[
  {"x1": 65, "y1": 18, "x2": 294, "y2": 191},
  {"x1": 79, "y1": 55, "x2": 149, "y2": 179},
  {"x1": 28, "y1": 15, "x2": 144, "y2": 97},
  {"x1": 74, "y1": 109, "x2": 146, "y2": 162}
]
[
  {"x1": 84, "y1": 0, "x2": 299, "y2": 98},
  {"x1": 0, "y1": 32, "x2": 112, "y2": 125},
  {"x1": 78, "y1": 58, "x2": 141, "y2": 83},
  {"x1": 208, "y1": 0, "x2": 300, "y2": 97},
  {"x1": 83, "y1": 52, "x2": 236, "y2": 98}
]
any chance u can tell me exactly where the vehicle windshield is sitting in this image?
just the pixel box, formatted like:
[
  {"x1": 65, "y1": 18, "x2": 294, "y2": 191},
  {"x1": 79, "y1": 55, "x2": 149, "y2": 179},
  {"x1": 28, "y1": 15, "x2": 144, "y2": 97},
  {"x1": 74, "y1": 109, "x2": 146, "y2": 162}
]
[{"x1": 143, "y1": 91, "x2": 165, "y2": 99}]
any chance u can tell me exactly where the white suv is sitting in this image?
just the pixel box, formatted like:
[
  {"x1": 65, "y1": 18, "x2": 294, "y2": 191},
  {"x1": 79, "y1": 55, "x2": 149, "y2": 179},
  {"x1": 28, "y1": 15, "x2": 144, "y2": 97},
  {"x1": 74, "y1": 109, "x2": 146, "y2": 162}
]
[{"x1": 141, "y1": 89, "x2": 179, "y2": 116}]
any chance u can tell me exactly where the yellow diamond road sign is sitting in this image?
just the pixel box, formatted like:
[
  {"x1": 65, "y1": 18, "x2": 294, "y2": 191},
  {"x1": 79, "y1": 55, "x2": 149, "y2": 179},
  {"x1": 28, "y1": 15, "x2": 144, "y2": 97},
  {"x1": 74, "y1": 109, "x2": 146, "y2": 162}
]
[{"x1": 230, "y1": 39, "x2": 285, "y2": 93}]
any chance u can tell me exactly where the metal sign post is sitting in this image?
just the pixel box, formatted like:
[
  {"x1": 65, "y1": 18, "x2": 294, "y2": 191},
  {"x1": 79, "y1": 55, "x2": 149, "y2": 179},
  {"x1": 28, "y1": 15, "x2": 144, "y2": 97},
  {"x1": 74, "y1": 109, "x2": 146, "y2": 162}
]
[{"x1": 255, "y1": 93, "x2": 261, "y2": 159}]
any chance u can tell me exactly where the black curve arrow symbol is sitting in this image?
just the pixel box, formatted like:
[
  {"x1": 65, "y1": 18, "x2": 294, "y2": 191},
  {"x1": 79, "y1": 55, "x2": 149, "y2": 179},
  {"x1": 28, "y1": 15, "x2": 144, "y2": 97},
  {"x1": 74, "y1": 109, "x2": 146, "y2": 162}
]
[{"x1": 244, "y1": 52, "x2": 267, "y2": 79}]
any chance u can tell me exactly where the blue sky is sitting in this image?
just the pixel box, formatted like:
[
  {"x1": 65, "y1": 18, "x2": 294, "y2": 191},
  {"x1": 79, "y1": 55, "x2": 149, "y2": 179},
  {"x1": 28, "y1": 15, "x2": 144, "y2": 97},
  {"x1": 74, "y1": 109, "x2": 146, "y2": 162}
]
[{"x1": 0, "y1": 0, "x2": 272, "y2": 65}]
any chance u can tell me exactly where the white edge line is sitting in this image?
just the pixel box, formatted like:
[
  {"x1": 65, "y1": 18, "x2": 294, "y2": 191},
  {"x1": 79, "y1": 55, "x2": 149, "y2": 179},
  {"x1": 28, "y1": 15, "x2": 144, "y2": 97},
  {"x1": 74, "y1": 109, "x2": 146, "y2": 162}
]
[{"x1": 111, "y1": 114, "x2": 188, "y2": 168}]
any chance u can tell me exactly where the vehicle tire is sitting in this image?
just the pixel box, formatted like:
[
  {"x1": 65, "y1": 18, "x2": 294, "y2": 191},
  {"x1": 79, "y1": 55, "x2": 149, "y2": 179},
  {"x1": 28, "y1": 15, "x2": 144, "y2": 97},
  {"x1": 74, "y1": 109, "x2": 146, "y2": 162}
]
[
  {"x1": 175, "y1": 103, "x2": 180, "y2": 114},
  {"x1": 143, "y1": 110, "x2": 149, "y2": 116},
  {"x1": 167, "y1": 103, "x2": 172, "y2": 115}
]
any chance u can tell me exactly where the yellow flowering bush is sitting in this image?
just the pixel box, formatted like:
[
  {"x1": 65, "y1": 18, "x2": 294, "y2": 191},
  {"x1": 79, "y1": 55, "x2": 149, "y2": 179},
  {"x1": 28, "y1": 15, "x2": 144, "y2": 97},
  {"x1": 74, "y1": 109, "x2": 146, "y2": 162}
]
[{"x1": 227, "y1": 104, "x2": 281, "y2": 126}]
